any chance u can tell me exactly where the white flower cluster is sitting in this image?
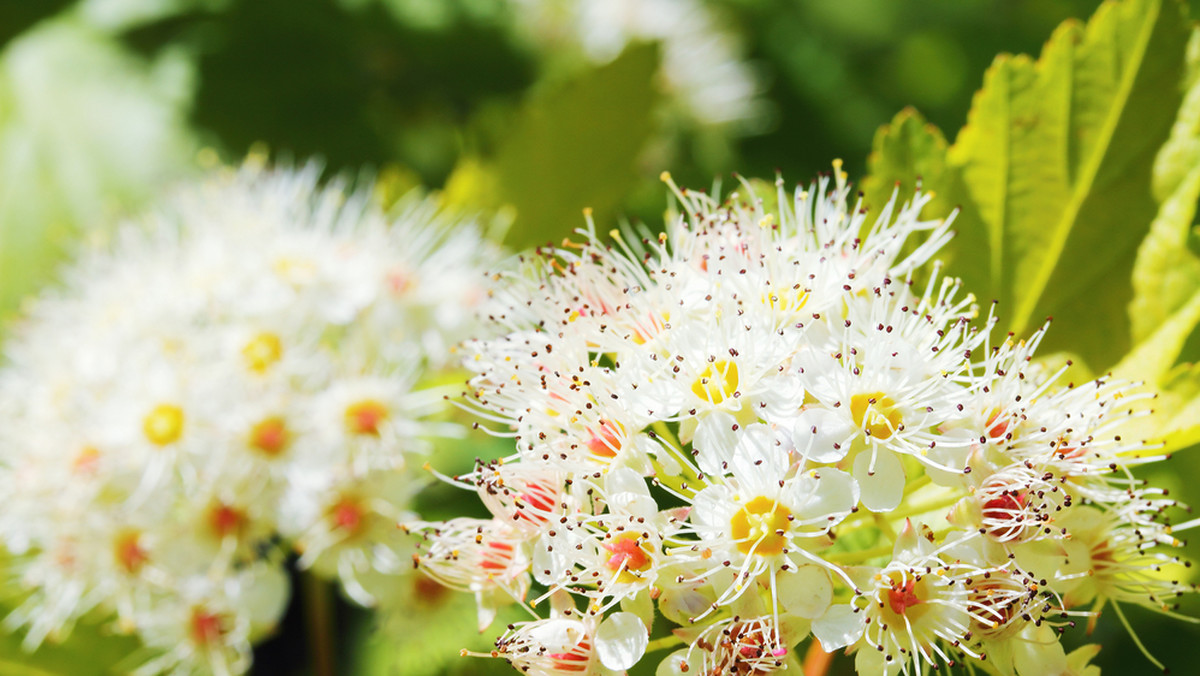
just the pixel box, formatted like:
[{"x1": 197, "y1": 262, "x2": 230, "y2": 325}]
[
  {"x1": 510, "y1": 0, "x2": 763, "y2": 128},
  {"x1": 0, "y1": 164, "x2": 495, "y2": 675},
  {"x1": 409, "y1": 167, "x2": 1195, "y2": 675}
]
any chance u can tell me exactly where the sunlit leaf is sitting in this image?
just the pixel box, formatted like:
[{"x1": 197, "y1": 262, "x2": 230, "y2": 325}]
[
  {"x1": 494, "y1": 43, "x2": 660, "y2": 249},
  {"x1": 861, "y1": 107, "x2": 949, "y2": 220},
  {"x1": 864, "y1": 0, "x2": 1191, "y2": 371},
  {"x1": 1130, "y1": 29, "x2": 1200, "y2": 350}
]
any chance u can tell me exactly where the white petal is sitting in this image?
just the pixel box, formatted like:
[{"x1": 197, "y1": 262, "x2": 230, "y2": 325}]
[
  {"x1": 853, "y1": 447, "x2": 905, "y2": 512},
  {"x1": 532, "y1": 530, "x2": 585, "y2": 585},
  {"x1": 794, "y1": 467, "x2": 858, "y2": 522},
  {"x1": 595, "y1": 611, "x2": 649, "y2": 670},
  {"x1": 603, "y1": 466, "x2": 657, "y2": 518},
  {"x1": 810, "y1": 602, "x2": 864, "y2": 652},
  {"x1": 776, "y1": 565, "x2": 832, "y2": 619},
  {"x1": 655, "y1": 649, "x2": 693, "y2": 676},
  {"x1": 620, "y1": 590, "x2": 656, "y2": 628},
  {"x1": 792, "y1": 407, "x2": 854, "y2": 463},
  {"x1": 693, "y1": 411, "x2": 738, "y2": 475}
]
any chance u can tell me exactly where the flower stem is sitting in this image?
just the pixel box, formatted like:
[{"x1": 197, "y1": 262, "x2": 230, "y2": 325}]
[
  {"x1": 303, "y1": 571, "x2": 336, "y2": 676},
  {"x1": 802, "y1": 639, "x2": 834, "y2": 676}
]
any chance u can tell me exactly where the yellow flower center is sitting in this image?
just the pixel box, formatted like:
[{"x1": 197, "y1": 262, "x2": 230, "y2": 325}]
[
  {"x1": 763, "y1": 287, "x2": 809, "y2": 313},
  {"x1": 143, "y1": 404, "x2": 185, "y2": 446},
  {"x1": 691, "y1": 360, "x2": 739, "y2": 405},
  {"x1": 730, "y1": 496, "x2": 791, "y2": 555},
  {"x1": 243, "y1": 332, "x2": 283, "y2": 372},
  {"x1": 850, "y1": 392, "x2": 902, "y2": 439}
]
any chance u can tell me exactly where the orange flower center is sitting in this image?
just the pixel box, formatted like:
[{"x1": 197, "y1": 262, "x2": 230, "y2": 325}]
[
  {"x1": 345, "y1": 399, "x2": 389, "y2": 437},
  {"x1": 603, "y1": 534, "x2": 652, "y2": 583},
  {"x1": 249, "y1": 416, "x2": 290, "y2": 456},
  {"x1": 886, "y1": 575, "x2": 923, "y2": 615},
  {"x1": 114, "y1": 531, "x2": 148, "y2": 574}
]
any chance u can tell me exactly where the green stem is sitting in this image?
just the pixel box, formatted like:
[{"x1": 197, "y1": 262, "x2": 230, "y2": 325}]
[
  {"x1": 303, "y1": 571, "x2": 336, "y2": 676},
  {"x1": 650, "y1": 422, "x2": 701, "y2": 496},
  {"x1": 825, "y1": 543, "x2": 894, "y2": 564}
]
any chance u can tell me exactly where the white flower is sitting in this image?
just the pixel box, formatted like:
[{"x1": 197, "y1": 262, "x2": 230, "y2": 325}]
[{"x1": 418, "y1": 165, "x2": 1194, "y2": 674}]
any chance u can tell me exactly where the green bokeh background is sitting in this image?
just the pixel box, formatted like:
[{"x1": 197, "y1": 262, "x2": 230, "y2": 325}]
[{"x1": 1, "y1": 1, "x2": 1199, "y2": 674}]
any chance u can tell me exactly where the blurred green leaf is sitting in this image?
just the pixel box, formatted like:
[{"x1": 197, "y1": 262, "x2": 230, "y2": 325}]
[
  {"x1": 351, "y1": 578, "x2": 520, "y2": 676},
  {"x1": 495, "y1": 43, "x2": 660, "y2": 249},
  {"x1": 0, "y1": 611, "x2": 139, "y2": 676},
  {"x1": 1115, "y1": 288, "x2": 1200, "y2": 383},
  {"x1": 865, "y1": 0, "x2": 1191, "y2": 371},
  {"x1": 0, "y1": 18, "x2": 195, "y2": 322}
]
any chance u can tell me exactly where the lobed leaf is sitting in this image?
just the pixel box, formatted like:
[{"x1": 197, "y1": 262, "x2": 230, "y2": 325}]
[{"x1": 865, "y1": 0, "x2": 1191, "y2": 371}]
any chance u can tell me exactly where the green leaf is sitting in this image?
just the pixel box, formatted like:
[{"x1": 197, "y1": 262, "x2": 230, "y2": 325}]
[
  {"x1": 1109, "y1": 30, "x2": 1200, "y2": 452},
  {"x1": 0, "y1": 19, "x2": 195, "y2": 323},
  {"x1": 0, "y1": 611, "x2": 139, "y2": 676},
  {"x1": 864, "y1": 0, "x2": 1191, "y2": 371},
  {"x1": 1114, "y1": 287, "x2": 1200, "y2": 382},
  {"x1": 861, "y1": 107, "x2": 949, "y2": 220},
  {"x1": 1130, "y1": 167, "x2": 1200, "y2": 344},
  {"x1": 351, "y1": 578, "x2": 520, "y2": 676},
  {"x1": 1130, "y1": 28, "x2": 1200, "y2": 348},
  {"x1": 1111, "y1": 291, "x2": 1200, "y2": 451},
  {"x1": 494, "y1": 43, "x2": 660, "y2": 249}
]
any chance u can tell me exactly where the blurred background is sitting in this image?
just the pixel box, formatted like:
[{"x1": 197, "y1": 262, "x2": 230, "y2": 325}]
[{"x1": 1, "y1": 0, "x2": 1198, "y2": 674}]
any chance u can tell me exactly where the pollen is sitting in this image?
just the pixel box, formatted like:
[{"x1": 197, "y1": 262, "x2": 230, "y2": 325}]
[{"x1": 143, "y1": 404, "x2": 185, "y2": 446}]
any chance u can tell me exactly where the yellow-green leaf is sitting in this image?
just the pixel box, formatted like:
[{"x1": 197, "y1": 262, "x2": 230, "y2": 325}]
[
  {"x1": 862, "y1": 107, "x2": 949, "y2": 216},
  {"x1": 1130, "y1": 28, "x2": 1200, "y2": 348},
  {"x1": 865, "y1": 0, "x2": 1191, "y2": 371}
]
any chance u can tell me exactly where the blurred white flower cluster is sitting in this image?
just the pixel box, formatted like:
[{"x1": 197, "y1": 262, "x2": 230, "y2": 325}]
[
  {"x1": 0, "y1": 164, "x2": 495, "y2": 675},
  {"x1": 409, "y1": 167, "x2": 1195, "y2": 675},
  {"x1": 510, "y1": 0, "x2": 764, "y2": 129}
]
